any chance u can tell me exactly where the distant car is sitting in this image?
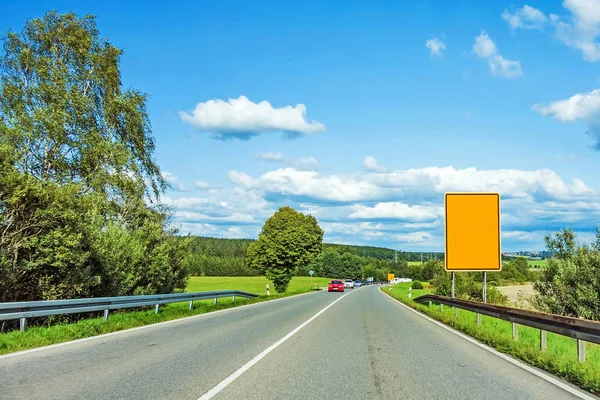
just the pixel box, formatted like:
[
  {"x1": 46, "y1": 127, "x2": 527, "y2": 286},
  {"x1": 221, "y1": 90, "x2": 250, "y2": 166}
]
[
  {"x1": 328, "y1": 280, "x2": 345, "y2": 292},
  {"x1": 354, "y1": 280, "x2": 362, "y2": 287},
  {"x1": 344, "y1": 279, "x2": 355, "y2": 289}
]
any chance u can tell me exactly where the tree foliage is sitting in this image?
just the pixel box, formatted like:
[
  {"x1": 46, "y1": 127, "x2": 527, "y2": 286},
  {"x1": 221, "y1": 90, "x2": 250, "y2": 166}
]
[
  {"x1": 532, "y1": 228, "x2": 600, "y2": 320},
  {"x1": 246, "y1": 207, "x2": 323, "y2": 293},
  {"x1": 0, "y1": 12, "x2": 190, "y2": 303}
]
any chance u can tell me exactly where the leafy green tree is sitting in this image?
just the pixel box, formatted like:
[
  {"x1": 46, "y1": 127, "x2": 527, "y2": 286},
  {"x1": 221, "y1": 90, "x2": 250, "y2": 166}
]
[
  {"x1": 533, "y1": 229, "x2": 600, "y2": 320},
  {"x1": 246, "y1": 207, "x2": 323, "y2": 292},
  {"x1": 420, "y1": 260, "x2": 444, "y2": 281},
  {"x1": 0, "y1": 12, "x2": 190, "y2": 303}
]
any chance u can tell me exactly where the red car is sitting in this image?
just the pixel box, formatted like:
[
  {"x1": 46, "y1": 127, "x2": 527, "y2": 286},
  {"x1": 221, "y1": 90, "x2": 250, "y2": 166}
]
[{"x1": 328, "y1": 280, "x2": 345, "y2": 292}]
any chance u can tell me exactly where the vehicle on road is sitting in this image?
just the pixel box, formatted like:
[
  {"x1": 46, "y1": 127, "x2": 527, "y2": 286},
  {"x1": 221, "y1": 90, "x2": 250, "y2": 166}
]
[
  {"x1": 344, "y1": 279, "x2": 355, "y2": 289},
  {"x1": 354, "y1": 280, "x2": 362, "y2": 287},
  {"x1": 328, "y1": 280, "x2": 345, "y2": 292}
]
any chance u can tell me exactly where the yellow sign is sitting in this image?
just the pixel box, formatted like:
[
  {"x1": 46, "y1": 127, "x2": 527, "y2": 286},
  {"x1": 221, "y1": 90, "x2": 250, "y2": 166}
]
[
  {"x1": 445, "y1": 192, "x2": 501, "y2": 271},
  {"x1": 387, "y1": 274, "x2": 395, "y2": 281}
]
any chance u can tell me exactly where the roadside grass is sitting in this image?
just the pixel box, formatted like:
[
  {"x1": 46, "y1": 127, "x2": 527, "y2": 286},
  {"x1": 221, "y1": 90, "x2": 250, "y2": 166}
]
[
  {"x1": 382, "y1": 282, "x2": 600, "y2": 395},
  {"x1": 0, "y1": 276, "x2": 327, "y2": 355}
]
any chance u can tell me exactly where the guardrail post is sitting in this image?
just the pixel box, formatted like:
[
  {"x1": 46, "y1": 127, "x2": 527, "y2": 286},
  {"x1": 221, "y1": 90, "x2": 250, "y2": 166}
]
[
  {"x1": 578, "y1": 340, "x2": 586, "y2": 362},
  {"x1": 513, "y1": 323, "x2": 518, "y2": 341},
  {"x1": 189, "y1": 301, "x2": 193, "y2": 310},
  {"x1": 103, "y1": 309, "x2": 109, "y2": 322},
  {"x1": 540, "y1": 330, "x2": 547, "y2": 351},
  {"x1": 19, "y1": 317, "x2": 27, "y2": 332},
  {"x1": 155, "y1": 304, "x2": 159, "y2": 314}
]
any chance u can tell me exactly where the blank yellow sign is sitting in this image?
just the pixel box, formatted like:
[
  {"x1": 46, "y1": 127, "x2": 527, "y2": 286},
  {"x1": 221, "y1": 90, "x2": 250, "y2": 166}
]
[
  {"x1": 445, "y1": 193, "x2": 501, "y2": 271},
  {"x1": 388, "y1": 274, "x2": 395, "y2": 281}
]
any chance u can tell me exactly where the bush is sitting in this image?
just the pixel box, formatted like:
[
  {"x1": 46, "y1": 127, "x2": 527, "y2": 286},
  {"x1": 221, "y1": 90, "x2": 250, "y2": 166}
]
[{"x1": 411, "y1": 280, "x2": 423, "y2": 289}]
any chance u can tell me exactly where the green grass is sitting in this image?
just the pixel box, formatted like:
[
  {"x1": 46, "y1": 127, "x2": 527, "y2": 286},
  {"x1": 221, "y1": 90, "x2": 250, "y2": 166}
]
[
  {"x1": 527, "y1": 259, "x2": 548, "y2": 269},
  {"x1": 383, "y1": 282, "x2": 600, "y2": 395},
  {"x1": 185, "y1": 276, "x2": 331, "y2": 294},
  {"x1": 0, "y1": 276, "x2": 328, "y2": 355}
]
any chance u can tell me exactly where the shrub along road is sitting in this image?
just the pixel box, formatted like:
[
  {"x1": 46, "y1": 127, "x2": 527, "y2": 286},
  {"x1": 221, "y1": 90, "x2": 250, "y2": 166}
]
[{"x1": 0, "y1": 286, "x2": 594, "y2": 400}]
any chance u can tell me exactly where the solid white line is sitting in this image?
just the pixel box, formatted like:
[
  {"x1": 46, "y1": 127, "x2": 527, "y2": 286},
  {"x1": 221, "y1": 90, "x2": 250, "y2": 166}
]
[
  {"x1": 0, "y1": 290, "x2": 321, "y2": 361},
  {"x1": 197, "y1": 290, "x2": 354, "y2": 400},
  {"x1": 379, "y1": 289, "x2": 598, "y2": 400}
]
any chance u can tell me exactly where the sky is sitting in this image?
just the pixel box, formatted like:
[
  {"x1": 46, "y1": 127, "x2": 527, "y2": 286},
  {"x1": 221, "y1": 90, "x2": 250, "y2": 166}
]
[{"x1": 2, "y1": 0, "x2": 600, "y2": 251}]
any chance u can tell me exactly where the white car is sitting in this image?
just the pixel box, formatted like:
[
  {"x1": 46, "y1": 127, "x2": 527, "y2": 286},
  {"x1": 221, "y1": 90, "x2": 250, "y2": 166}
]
[{"x1": 344, "y1": 279, "x2": 355, "y2": 289}]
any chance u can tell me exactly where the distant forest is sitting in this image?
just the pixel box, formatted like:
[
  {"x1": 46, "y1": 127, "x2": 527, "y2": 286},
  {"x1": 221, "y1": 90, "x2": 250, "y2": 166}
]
[{"x1": 182, "y1": 236, "x2": 445, "y2": 277}]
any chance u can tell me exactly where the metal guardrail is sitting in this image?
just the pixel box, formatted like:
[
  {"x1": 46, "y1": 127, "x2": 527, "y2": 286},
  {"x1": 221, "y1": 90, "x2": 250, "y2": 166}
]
[
  {"x1": 0, "y1": 290, "x2": 259, "y2": 332},
  {"x1": 414, "y1": 294, "x2": 600, "y2": 362}
]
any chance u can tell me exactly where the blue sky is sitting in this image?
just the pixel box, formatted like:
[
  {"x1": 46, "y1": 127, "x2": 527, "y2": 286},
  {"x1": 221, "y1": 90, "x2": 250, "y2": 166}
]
[{"x1": 2, "y1": 0, "x2": 600, "y2": 251}]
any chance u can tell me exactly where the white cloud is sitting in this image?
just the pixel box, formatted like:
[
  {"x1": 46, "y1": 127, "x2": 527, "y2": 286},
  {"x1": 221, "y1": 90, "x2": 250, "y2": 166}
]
[
  {"x1": 255, "y1": 152, "x2": 320, "y2": 171},
  {"x1": 532, "y1": 88, "x2": 600, "y2": 148},
  {"x1": 425, "y1": 37, "x2": 446, "y2": 57},
  {"x1": 195, "y1": 181, "x2": 211, "y2": 189},
  {"x1": 507, "y1": 1, "x2": 600, "y2": 61},
  {"x1": 229, "y1": 165, "x2": 593, "y2": 203},
  {"x1": 394, "y1": 231, "x2": 435, "y2": 244},
  {"x1": 532, "y1": 88, "x2": 600, "y2": 121},
  {"x1": 363, "y1": 156, "x2": 386, "y2": 172},
  {"x1": 349, "y1": 202, "x2": 441, "y2": 221},
  {"x1": 162, "y1": 172, "x2": 187, "y2": 192},
  {"x1": 255, "y1": 152, "x2": 285, "y2": 162},
  {"x1": 179, "y1": 96, "x2": 325, "y2": 139},
  {"x1": 472, "y1": 31, "x2": 523, "y2": 78},
  {"x1": 227, "y1": 171, "x2": 255, "y2": 187},
  {"x1": 502, "y1": 5, "x2": 547, "y2": 30},
  {"x1": 165, "y1": 159, "x2": 600, "y2": 251}
]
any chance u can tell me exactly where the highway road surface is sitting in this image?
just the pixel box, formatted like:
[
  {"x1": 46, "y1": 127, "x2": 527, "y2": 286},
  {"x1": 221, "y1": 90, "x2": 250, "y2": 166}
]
[{"x1": 0, "y1": 285, "x2": 596, "y2": 400}]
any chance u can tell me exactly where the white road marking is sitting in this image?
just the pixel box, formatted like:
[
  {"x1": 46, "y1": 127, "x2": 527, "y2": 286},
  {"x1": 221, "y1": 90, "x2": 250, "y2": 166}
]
[
  {"x1": 380, "y1": 289, "x2": 598, "y2": 400},
  {"x1": 0, "y1": 290, "x2": 321, "y2": 361},
  {"x1": 197, "y1": 290, "x2": 355, "y2": 400}
]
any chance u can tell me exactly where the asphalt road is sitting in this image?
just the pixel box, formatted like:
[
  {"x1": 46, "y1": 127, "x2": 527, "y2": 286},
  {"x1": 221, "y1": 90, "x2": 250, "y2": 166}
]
[{"x1": 0, "y1": 285, "x2": 594, "y2": 400}]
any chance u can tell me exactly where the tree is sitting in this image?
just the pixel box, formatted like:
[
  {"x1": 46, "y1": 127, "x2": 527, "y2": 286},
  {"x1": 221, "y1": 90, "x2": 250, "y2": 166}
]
[
  {"x1": 246, "y1": 207, "x2": 323, "y2": 292},
  {"x1": 0, "y1": 12, "x2": 190, "y2": 303},
  {"x1": 533, "y1": 229, "x2": 600, "y2": 320}
]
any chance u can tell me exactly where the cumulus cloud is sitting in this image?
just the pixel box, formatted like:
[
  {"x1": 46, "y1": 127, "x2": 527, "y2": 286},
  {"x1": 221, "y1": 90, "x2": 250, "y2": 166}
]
[
  {"x1": 363, "y1": 156, "x2": 386, "y2": 172},
  {"x1": 532, "y1": 88, "x2": 600, "y2": 148},
  {"x1": 195, "y1": 181, "x2": 211, "y2": 189},
  {"x1": 505, "y1": 1, "x2": 600, "y2": 62},
  {"x1": 472, "y1": 31, "x2": 523, "y2": 78},
  {"x1": 227, "y1": 165, "x2": 593, "y2": 203},
  {"x1": 349, "y1": 202, "x2": 441, "y2": 221},
  {"x1": 554, "y1": 0, "x2": 600, "y2": 61},
  {"x1": 162, "y1": 172, "x2": 187, "y2": 192},
  {"x1": 425, "y1": 37, "x2": 446, "y2": 57},
  {"x1": 179, "y1": 96, "x2": 325, "y2": 140},
  {"x1": 502, "y1": 5, "x2": 547, "y2": 30},
  {"x1": 165, "y1": 160, "x2": 600, "y2": 251}
]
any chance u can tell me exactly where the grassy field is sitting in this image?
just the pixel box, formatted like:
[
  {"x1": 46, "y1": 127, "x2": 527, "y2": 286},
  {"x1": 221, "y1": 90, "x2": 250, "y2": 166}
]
[
  {"x1": 527, "y1": 259, "x2": 548, "y2": 269},
  {"x1": 0, "y1": 276, "x2": 327, "y2": 355},
  {"x1": 383, "y1": 282, "x2": 600, "y2": 394},
  {"x1": 186, "y1": 276, "x2": 331, "y2": 294}
]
